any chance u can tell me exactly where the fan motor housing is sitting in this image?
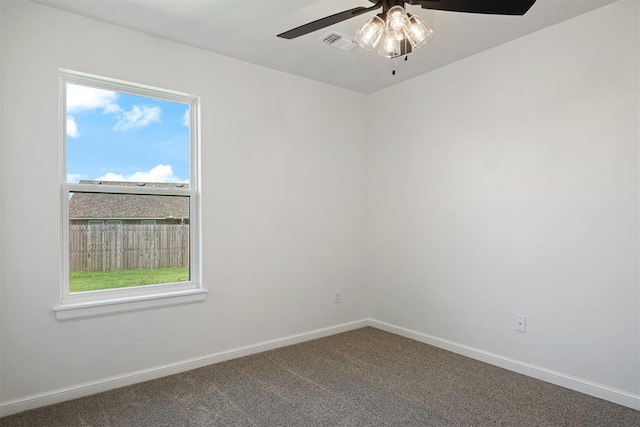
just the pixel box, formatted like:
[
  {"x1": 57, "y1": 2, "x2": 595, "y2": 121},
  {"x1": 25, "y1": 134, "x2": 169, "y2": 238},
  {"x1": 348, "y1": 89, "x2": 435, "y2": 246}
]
[{"x1": 377, "y1": 0, "x2": 406, "y2": 13}]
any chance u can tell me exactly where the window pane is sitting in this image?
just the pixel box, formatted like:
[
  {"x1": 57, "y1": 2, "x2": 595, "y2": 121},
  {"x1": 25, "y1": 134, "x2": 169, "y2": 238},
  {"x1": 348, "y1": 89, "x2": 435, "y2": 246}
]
[
  {"x1": 65, "y1": 83, "x2": 190, "y2": 185},
  {"x1": 68, "y1": 191, "x2": 190, "y2": 293}
]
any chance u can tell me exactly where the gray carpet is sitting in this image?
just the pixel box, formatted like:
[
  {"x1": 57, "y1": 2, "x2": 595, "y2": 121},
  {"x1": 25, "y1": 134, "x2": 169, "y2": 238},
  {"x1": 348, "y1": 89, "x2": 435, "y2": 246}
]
[{"x1": 1, "y1": 327, "x2": 639, "y2": 426}]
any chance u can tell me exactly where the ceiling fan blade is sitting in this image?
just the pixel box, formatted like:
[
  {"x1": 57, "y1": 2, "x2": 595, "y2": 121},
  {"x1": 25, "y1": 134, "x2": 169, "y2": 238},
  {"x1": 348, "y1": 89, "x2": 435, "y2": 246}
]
[
  {"x1": 409, "y1": 0, "x2": 536, "y2": 15},
  {"x1": 277, "y1": 2, "x2": 383, "y2": 39}
]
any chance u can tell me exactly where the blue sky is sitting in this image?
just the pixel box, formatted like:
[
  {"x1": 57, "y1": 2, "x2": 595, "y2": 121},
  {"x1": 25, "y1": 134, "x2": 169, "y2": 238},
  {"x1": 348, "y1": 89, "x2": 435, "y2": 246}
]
[{"x1": 66, "y1": 83, "x2": 190, "y2": 184}]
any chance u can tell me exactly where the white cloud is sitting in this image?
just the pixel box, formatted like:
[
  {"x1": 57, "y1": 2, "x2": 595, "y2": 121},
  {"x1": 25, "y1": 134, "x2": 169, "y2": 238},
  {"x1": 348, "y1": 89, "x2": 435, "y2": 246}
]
[
  {"x1": 114, "y1": 105, "x2": 161, "y2": 131},
  {"x1": 66, "y1": 85, "x2": 162, "y2": 134},
  {"x1": 66, "y1": 116, "x2": 79, "y2": 138},
  {"x1": 66, "y1": 84, "x2": 120, "y2": 114},
  {"x1": 96, "y1": 164, "x2": 185, "y2": 183},
  {"x1": 182, "y1": 109, "x2": 189, "y2": 126},
  {"x1": 67, "y1": 173, "x2": 88, "y2": 183},
  {"x1": 103, "y1": 103, "x2": 122, "y2": 114}
]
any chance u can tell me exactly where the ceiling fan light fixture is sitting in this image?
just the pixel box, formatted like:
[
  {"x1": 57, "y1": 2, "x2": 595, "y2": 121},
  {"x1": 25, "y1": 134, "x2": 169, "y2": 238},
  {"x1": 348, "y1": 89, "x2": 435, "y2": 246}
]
[
  {"x1": 406, "y1": 14, "x2": 433, "y2": 49},
  {"x1": 355, "y1": 15, "x2": 385, "y2": 51},
  {"x1": 385, "y1": 5, "x2": 410, "y2": 41}
]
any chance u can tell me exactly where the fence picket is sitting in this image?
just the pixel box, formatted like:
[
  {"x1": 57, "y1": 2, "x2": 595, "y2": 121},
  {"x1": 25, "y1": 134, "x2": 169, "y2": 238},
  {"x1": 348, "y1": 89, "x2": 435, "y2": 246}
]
[{"x1": 69, "y1": 224, "x2": 189, "y2": 271}]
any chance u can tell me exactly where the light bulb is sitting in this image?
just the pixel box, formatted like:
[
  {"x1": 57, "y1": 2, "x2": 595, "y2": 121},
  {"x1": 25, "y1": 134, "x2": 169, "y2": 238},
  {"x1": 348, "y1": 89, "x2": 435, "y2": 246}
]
[
  {"x1": 378, "y1": 34, "x2": 398, "y2": 58},
  {"x1": 355, "y1": 15, "x2": 385, "y2": 51},
  {"x1": 406, "y1": 15, "x2": 433, "y2": 49},
  {"x1": 385, "y1": 5, "x2": 409, "y2": 41},
  {"x1": 377, "y1": 34, "x2": 411, "y2": 59}
]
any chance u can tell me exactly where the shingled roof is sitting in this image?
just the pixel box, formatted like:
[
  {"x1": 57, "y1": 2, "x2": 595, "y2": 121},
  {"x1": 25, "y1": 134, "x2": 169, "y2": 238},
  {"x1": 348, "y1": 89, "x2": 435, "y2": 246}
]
[{"x1": 69, "y1": 181, "x2": 189, "y2": 220}]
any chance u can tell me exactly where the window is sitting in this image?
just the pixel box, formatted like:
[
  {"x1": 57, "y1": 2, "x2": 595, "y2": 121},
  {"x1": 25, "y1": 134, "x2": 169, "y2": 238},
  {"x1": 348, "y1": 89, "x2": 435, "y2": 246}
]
[{"x1": 55, "y1": 70, "x2": 205, "y2": 320}]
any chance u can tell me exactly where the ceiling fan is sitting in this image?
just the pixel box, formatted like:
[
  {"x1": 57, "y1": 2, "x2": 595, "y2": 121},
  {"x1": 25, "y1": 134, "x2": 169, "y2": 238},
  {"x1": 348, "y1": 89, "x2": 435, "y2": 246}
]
[{"x1": 278, "y1": 1, "x2": 537, "y2": 59}]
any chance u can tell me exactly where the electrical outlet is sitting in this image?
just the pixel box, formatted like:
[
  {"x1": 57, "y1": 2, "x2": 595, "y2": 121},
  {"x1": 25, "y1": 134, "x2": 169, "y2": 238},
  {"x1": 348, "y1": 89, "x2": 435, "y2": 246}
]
[
  {"x1": 515, "y1": 315, "x2": 526, "y2": 332},
  {"x1": 335, "y1": 290, "x2": 341, "y2": 304}
]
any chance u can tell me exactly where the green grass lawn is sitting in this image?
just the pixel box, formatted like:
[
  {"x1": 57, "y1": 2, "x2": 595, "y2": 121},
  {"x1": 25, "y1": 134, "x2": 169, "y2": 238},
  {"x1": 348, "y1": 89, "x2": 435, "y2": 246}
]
[{"x1": 70, "y1": 267, "x2": 189, "y2": 293}]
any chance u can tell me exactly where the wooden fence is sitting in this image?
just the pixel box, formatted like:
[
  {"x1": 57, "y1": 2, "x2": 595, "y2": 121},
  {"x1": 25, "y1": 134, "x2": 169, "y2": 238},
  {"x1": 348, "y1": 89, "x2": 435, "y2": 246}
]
[{"x1": 70, "y1": 224, "x2": 189, "y2": 272}]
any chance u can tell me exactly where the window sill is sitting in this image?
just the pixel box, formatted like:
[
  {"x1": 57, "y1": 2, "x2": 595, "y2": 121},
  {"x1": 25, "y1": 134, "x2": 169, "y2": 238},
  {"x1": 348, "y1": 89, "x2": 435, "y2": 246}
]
[{"x1": 53, "y1": 288, "x2": 208, "y2": 321}]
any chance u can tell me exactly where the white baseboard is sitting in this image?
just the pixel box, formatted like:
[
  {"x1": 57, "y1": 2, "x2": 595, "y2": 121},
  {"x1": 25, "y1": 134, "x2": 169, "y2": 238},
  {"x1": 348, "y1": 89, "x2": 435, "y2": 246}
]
[
  {"x1": 0, "y1": 319, "x2": 368, "y2": 417},
  {"x1": 368, "y1": 319, "x2": 640, "y2": 411}
]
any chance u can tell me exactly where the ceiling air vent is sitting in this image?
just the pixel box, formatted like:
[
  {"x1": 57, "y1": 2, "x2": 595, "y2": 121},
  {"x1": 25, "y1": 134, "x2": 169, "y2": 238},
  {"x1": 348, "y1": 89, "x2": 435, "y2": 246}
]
[{"x1": 317, "y1": 32, "x2": 358, "y2": 51}]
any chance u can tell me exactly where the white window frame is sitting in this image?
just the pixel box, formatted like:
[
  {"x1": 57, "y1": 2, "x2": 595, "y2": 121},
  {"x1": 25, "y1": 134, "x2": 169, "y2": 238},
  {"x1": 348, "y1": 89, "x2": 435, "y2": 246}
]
[{"x1": 54, "y1": 69, "x2": 206, "y2": 321}]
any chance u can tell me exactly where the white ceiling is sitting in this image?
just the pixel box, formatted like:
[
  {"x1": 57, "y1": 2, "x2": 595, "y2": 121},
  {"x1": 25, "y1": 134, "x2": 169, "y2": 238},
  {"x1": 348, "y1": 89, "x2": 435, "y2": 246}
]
[{"x1": 33, "y1": 0, "x2": 617, "y2": 94}]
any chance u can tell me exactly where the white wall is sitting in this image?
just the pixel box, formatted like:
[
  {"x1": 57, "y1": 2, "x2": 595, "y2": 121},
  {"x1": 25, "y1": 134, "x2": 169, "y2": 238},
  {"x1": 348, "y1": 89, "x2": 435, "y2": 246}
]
[
  {"x1": 368, "y1": 0, "x2": 640, "y2": 398},
  {"x1": 0, "y1": 0, "x2": 367, "y2": 408}
]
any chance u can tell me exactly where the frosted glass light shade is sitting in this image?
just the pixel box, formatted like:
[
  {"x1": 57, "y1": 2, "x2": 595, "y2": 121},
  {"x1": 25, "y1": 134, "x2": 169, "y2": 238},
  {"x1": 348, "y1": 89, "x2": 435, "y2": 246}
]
[
  {"x1": 385, "y1": 5, "x2": 409, "y2": 41},
  {"x1": 407, "y1": 15, "x2": 433, "y2": 49},
  {"x1": 378, "y1": 34, "x2": 402, "y2": 58},
  {"x1": 355, "y1": 15, "x2": 385, "y2": 51}
]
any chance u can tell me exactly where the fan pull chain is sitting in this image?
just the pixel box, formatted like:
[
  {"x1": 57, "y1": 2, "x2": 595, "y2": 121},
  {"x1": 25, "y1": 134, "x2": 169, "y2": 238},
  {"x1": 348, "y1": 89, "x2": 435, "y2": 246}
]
[
  {"x1": 392, "y1": 55, "x2": 408, "y2": 76},
  {"x1": 404, "y1": 38, "x2": 408, "y2": 62},
  {"x1": 392, "y1": 40, "x2": 409, "y2": 75}
]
